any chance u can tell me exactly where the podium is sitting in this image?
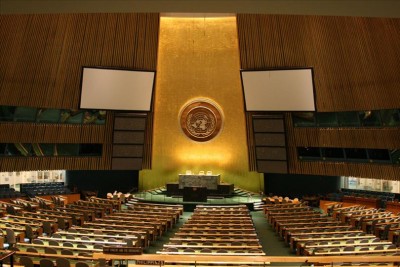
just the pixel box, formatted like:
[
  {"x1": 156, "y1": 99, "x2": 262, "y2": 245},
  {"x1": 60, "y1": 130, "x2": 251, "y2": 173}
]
[
  {"x1": 179, "y1": 174, "x2": 220, "y2": 190},
  {"x1": 183, "y1": 187, "x2": 207, "y2": 202}
]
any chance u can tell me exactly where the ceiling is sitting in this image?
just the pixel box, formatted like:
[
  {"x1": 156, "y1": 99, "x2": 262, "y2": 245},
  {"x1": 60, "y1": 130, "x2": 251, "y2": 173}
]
[{"x1": 1, "y1": 0, "x2": 400, "y2": 18}]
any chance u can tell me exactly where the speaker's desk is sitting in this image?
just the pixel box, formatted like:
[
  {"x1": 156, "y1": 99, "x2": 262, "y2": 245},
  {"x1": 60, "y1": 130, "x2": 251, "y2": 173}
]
[{"x1": 178, "y1": 174, "x2": 220, "y2": 190}]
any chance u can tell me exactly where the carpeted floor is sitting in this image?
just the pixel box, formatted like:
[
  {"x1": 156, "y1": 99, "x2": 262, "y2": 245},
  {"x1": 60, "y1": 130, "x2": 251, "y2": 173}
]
[
  {"x1": 144, "y1": 211, "x2": 191, "y2": 254},
  {"x1": 251, "y1": 211, "x2": 294, "y2": 257}
]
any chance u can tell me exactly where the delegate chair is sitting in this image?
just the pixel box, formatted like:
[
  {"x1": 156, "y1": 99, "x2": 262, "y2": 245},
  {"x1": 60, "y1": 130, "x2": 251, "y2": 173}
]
[
  {"x1": 56, "y1": 258, "x2": 71, "y2": 267},
  {"x1": 42, "y1": 221, "x2": 53, "y2": 236},
  {"x1": 48, "y1": 240, "x2": 59, "y2": 246},
  {"x1": 26, "y1": 247, "x2": 38, "y2": 253},
  {"x1": 75, "y1": 262, "x2": 90, "y2": 267},
  {"x1": 44, "y1": 247, "x2": 58, "y2": 254},
  {"x1": 61, "y1": 249, "x2": 74, "y2": 255},
  {"x1": 5, "y1": 228, "x2": 16, "y2": 248},
  {"x1": 32, "y1": 239, "x2": 44, "y2": 245},
  {"x1": 40, "y1": 259, "x2": 54, "y2": 267},
  {"x1": 25, "y1": 225, "x2": 38, "y2": 243},
  {"x1": 63, "y1": 242, "x2": 74, "y2": 248},
  {"x1": 19, "y1": 256, "x2": 34, "y2": 267}
]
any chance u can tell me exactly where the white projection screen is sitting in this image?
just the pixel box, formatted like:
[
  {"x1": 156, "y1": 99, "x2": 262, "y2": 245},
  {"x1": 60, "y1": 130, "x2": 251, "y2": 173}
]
[
  {"x1": 241, "y1": 68, "x2": 316, "y2": 111},
  {"x1": 80, "y1": 67, "x2": 155, "y2": 111}
]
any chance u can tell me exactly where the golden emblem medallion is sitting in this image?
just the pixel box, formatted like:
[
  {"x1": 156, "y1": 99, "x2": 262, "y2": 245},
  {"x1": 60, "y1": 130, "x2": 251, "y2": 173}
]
[{"x1": 180, "y1": 99, "x2": 223, "y2": 142}]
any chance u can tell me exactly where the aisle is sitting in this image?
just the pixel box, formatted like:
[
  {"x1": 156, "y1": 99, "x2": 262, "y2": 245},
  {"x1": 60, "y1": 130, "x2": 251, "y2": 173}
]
[
  {"x1": 251, "y1": 211, "x2": 294, "y2": 257},
  {"x1": 144, "y1": 211, "x2": 191, "y2": 254}
]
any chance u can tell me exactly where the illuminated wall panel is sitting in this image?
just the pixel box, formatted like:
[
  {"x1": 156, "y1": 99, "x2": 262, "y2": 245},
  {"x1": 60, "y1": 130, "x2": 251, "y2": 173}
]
[{"x1": 140, "y1": 16, "x2": 262, "y2": 192}]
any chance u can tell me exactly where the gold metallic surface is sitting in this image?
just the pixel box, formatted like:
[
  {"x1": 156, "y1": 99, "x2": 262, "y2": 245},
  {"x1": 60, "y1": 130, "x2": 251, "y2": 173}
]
[{"x1": 140, "y1": 16, "x2": 263, "y2": 192}]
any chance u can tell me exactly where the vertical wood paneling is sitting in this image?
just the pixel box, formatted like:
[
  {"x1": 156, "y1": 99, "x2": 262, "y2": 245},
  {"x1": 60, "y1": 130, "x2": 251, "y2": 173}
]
[
  {"x1": 0, "y1": 13, "x2": 160, "y2": 108},
  {"x1": 237, "y1": 14, "x2": 400, "y2": 180},
  {"x1": 237, "y1": 14, "x2": 400, "y2": 111},
  {"x1": 0, "y1": 13, "x2": 159, "y2": 171},
  {"x1": 284, "y1": 113, "x2": 400, "y2": 180}
]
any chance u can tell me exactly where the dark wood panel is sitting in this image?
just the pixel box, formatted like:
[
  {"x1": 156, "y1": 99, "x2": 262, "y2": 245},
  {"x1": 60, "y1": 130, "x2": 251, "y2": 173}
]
[
  {"x1": 257, "y1": 160, "x2": 288, "y2": 174},
  {"x1": 256, "y1": 147, "x2": 287, "y2": 160},
  {"x1": 111, "y1": 158, "x2": 143, "y2": 170},
  {"x1": 114, "y1": 117, "x2": 147, "y2": 131},
  {"x1": 112, "y1": 145, "x2": 143, "y2": 157},
  {"x1": 255, "y1": 133, "x2": 286, "y2": 146},
  {"x1": 253, "y1": 119, "x2": 285, "y2": 133},
  {"x1": 113, "y1": 131, "x2": 145, "y2": 144}
]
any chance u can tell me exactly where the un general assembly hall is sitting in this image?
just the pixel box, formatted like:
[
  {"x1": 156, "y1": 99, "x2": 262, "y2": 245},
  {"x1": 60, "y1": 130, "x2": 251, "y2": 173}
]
[{"x1": 0, "y1": 0, "x2": 400, "y2": 266}]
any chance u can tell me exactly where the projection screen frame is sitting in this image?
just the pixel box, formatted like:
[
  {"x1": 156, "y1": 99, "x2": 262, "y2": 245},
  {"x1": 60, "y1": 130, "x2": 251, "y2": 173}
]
[
  {"x1": 240, "y1": 67, "x2": 316, "y2": 112},
  {"x1": 79, "y1": 66, "x2": 156, "y2": 112}
]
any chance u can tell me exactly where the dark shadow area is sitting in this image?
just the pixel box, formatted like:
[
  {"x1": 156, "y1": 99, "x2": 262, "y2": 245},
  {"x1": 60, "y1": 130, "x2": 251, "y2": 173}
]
[{"x1": 66, "y1": 170, "x2": 138, "y2": 198}]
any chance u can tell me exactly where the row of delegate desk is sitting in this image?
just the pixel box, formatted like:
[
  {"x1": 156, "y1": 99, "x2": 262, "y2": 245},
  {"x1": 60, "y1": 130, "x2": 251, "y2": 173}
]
[
  {"x1": 1, "y1": 196, "x2": 184, "y2": 266},
  {"x1": 331, "y1": 204, "x2": 400, "y2": 240},
  {"x1": 158, "y1": 204, "x2": 265, "y2": 257},
  {"x1": 264, "y1": 202, "x2": 400, "y2": 261}
]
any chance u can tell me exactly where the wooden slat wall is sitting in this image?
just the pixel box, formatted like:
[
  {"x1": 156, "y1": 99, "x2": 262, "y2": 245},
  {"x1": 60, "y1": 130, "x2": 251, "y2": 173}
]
[
  {"x1": 237, "y1": 14, "x2": 400, "y2": 112},
  {"x1": 285, "y1": 114, "x2": 400, "y2": 180},
  {"x1": 237, "y1": 14, "x2": 400, "y2": 179},
  {"x1": 0, "y1": 13, "x2": 159, "y2": 171}
]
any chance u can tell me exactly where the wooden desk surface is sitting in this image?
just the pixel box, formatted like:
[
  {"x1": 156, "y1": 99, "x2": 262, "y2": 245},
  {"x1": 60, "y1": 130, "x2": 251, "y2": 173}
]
[
  {"x1": 14, "y1": 250, "x2": 95, "y2": 261},
  {"x1": 169, "y1": 237, "x2": 260, "y2": 242},
  {"x1": 303, "y1": 241, "x2": 392, "y2": 250},
  {"x1": 51, "y1": 233, "x2": 137, "y2": 244},
  {"x1": 0, "y1": 218, "x2": 42, "y2": 227},
  {"x1": 295, "y1": 234, "x2": 376, "y2": 246},
  {"x1": 22, "y1": 210, "x2": 71, "y2": 219},
  {"x1": 178, "y1": 227, "x2": 256, "y2": 232},
  {"x1": 187, "y1": 219, "x2": 253, "y2": 223},
  {"x1": 163, "y1": 244, "x2": 262, "y2": 249},
  {"x1": 8, "y1": 214, "x2": 56, "y2": 223},
  {"x1": 16, "y1": 242, "x2": 102, "y2": 252},
  {"x1": 296, "y1": 237, "x2": 386, "y2": 255},
  {"x1": 56, "y1": 230, "x2": 140, "y2": 241},
  {"x1": 313, "y1": 248, "x2": 400, "y2": 256},
  {"x1": 71, "y1": 227, "x2": 147, "y2": 247},
  {"x1": 92, "y1": 252, "x2": 400, "y2": 264},
  {"x1": 38, "y1": 236, "x2": 127, "y2": 246},
  {"x1": 175, "y1": 232, "x2": 258, "y2": 237},
  {"x1": 156, "y1": 251, "x2": 266, "y2": 256}
]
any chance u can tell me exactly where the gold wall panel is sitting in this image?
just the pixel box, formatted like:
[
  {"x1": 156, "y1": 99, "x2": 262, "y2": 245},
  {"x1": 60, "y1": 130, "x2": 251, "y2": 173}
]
[{"x1": 140, "y1": 16, "x2": 263, "y2": 192}]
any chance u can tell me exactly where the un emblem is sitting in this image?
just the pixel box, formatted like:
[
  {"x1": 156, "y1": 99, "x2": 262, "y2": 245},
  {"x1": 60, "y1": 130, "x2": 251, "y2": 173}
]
[{"x1": 180, "y1": 99, "x2": 223, "y2": 142}]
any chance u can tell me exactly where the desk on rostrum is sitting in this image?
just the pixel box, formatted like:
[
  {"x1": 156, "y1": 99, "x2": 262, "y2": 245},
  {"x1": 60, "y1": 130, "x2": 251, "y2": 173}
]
[
  {"x1": 166, "y1": 173, "x2": 233, "y2": 197},
  {"x1": 178, "y1": 174, "x2": 221, "y2": 190}
]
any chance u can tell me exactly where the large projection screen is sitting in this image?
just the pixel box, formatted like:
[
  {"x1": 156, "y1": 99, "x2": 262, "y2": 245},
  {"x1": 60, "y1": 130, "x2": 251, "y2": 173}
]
[
  {"x1": 80, "y1": 67, "x2": 155, "y2": 111},
  {"x1": 241, "y1": 68, "x2": 315, "y2": 111}
]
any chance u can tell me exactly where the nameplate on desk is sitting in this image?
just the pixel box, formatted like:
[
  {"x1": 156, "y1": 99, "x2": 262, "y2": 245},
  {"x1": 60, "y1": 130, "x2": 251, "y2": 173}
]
[
  {"x1": 103, "y1": 246, "x2": 142, "y2": 255},
  {"x1": 136, "y1": 260, "x2": 164, "y2": 265}
]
